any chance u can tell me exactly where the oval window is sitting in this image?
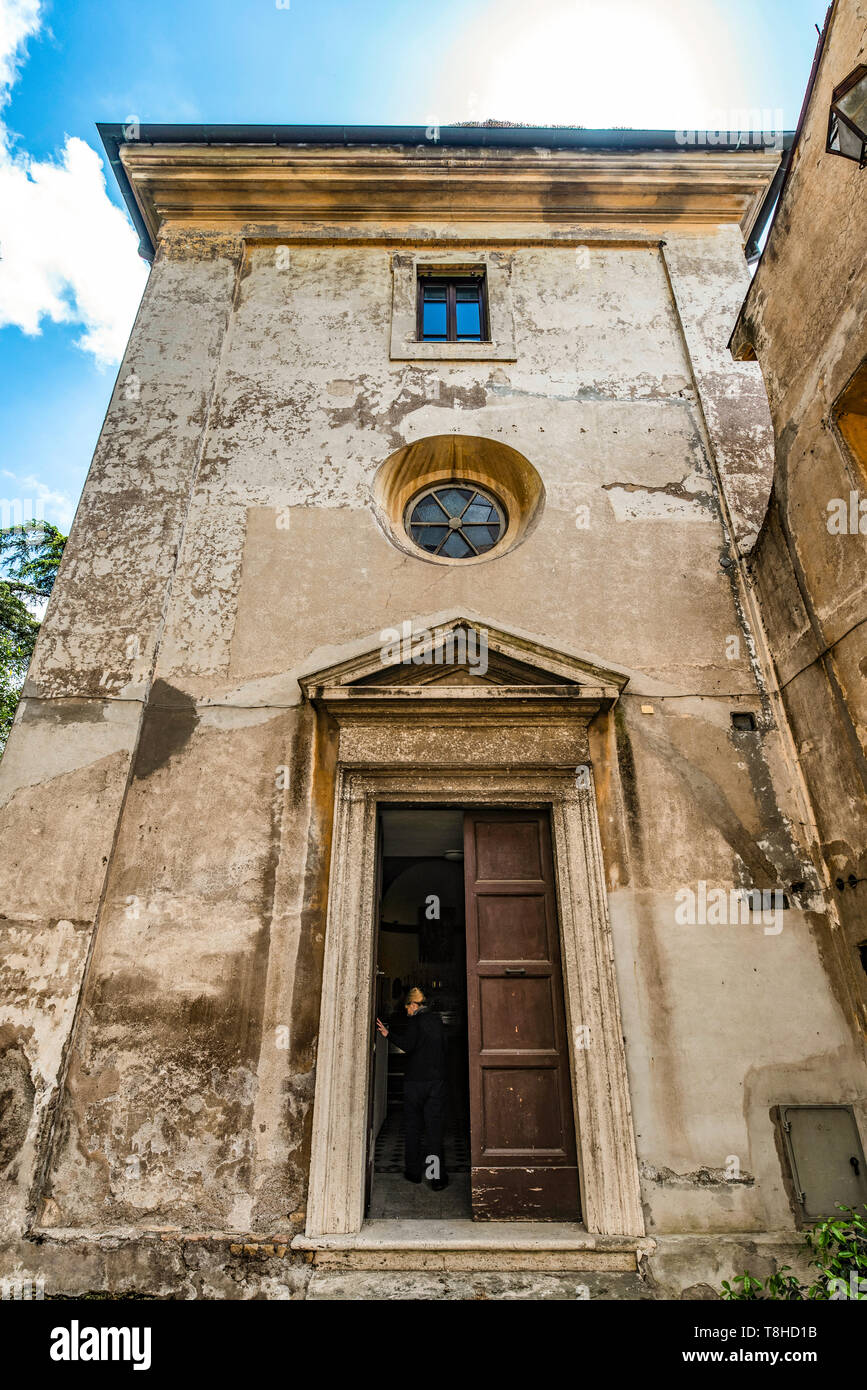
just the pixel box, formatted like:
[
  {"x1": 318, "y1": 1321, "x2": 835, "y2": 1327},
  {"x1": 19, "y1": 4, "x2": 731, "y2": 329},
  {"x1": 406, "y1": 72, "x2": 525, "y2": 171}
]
[{"x1": 405, "y1": 483, "x2": 507, "y2": 560}]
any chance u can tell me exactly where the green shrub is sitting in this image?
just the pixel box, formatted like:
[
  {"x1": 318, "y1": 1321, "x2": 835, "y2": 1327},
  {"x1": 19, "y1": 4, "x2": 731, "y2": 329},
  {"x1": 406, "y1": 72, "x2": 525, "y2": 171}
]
[{"x1": 720, "y1": 1204, "x2": 867, "y2": 1301}]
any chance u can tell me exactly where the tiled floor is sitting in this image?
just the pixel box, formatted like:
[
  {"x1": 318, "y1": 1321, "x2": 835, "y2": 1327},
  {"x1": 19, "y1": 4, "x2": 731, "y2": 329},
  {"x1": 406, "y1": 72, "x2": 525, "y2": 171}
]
[
  {"x1": 373, "y1": 1104, "x2": 470, "y2": 1173},
  {"x1": 369, "y1": 1105, "x2": 472, "y2": 1219}
]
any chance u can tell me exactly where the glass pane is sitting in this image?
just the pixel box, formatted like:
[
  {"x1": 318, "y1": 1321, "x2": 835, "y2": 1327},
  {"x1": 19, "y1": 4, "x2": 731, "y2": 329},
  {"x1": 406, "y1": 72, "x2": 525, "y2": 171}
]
[
  {"x1": 436, "y1": 487, "x2": 473, "y2": 516},
  {"x1": 463, "y1": 498, "x2": 496, "y2": 524},
  {"x1": 422, "y1": 299, "x2": 447, "y2": 338},
  {"x1": 838, "y1": 77, "x2": 867, "y2": 132},
  {"x1": 411, "y1": 525, "x2": 448, "y2": 551},
  {"x1": 408, "y1": 483, "x2": 503, "y2": 559},
  {"x1": 455, "y1": 299, "x2": 481, "y2": 339},
  {"x1": 830, "y1": 113, "x2": 864, "y2": 159},
  {"x1": 411, "y1": 495, "x2": 448, "y2": 523},
  {"x1": 463, "y1": 524, "x2": 500, "y2": 551},
  {"x1": 440, "y1": 531, "x2": 473, "y2": 558},
  {"x1": 422, "y1": 283, "x2": 447, "y2": 300}
]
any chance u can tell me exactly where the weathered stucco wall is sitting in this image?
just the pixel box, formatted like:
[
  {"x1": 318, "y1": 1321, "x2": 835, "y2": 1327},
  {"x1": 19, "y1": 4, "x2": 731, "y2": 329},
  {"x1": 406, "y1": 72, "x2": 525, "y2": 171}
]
[
  {"x1": 732, "y1": 0, "x2": 867, "y2": 1038},
  {"x1": 1, "y1": 136, "x2": 865, "y2": 1296},
  {"x1": 0, "y1": 232, "x2": 243, "y2": 1250}
]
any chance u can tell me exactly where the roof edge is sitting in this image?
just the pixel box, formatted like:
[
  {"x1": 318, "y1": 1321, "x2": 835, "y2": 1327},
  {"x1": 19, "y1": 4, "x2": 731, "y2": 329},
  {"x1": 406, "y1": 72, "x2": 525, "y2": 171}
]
[{"x1": 97, "y1": 122, "x2": 796, "y2": 263}]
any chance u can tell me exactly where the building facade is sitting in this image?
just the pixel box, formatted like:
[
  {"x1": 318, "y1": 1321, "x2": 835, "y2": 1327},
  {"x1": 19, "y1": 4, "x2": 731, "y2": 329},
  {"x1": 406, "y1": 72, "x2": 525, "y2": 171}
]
[{"x1": 1, "y1": 114, "x2": 865, "y2": 1299}]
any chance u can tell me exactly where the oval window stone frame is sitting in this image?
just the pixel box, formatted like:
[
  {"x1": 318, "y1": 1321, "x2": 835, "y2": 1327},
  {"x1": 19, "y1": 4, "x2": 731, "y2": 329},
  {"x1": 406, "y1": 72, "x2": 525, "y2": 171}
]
[{"x1": 372, "y1": 434, "x2": 545, "y2": 566}]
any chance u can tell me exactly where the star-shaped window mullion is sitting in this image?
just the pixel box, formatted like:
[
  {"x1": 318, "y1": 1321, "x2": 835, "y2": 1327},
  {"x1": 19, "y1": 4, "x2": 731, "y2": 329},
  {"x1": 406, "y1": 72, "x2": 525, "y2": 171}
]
[{"x1": 407, "y1": 484, "x2": 505, "y2": 559}]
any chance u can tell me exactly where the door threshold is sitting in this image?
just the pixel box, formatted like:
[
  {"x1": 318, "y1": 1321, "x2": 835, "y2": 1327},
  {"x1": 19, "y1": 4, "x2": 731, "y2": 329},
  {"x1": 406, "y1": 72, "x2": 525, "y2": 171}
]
[{"x1": 293, "y1": 1221, "x2": 646, "y2": 1272}]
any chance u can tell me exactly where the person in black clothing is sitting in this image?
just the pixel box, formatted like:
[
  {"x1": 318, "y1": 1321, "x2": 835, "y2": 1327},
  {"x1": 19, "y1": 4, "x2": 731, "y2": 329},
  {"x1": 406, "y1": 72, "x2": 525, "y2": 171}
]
[{"x1": 376, "y1": 986, "x2": 449, "y2": 1191}]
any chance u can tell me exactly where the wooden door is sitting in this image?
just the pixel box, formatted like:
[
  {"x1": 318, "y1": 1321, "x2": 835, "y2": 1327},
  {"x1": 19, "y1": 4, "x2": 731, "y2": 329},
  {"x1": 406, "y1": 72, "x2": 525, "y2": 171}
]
[{"x1": 464, "y1": 810, "x2": 580, "y2": 1219}]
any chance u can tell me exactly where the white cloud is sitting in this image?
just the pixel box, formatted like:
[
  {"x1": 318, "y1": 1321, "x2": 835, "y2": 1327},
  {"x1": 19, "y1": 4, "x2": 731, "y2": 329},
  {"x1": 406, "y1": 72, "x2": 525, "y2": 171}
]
[
  {"x1": 0, "y1": 0, "x2": 40, "y2": 98},
  {"x1": 0, "y1": 135, "x2": 149, "y2": 363},
  {"x1": 0, "y1": 0, "x2": 148, "y2": 366},
  {"x1": 0, "y1": 469, "x2": 76, "y2": 529}
]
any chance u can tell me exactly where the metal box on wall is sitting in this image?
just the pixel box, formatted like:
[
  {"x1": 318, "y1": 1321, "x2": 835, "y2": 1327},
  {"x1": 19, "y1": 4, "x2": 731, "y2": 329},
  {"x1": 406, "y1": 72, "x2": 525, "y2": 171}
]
[{"x1": 777, "y1": 1104, "x2": 867, "y2": 1221}]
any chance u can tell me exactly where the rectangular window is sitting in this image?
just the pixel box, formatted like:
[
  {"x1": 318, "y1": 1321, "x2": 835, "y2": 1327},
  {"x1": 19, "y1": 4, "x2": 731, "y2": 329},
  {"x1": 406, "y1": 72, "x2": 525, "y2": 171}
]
[
  {"x1": 833, "y1": 360, "x2": 867, "y2": 482},
  {"x1": 417, "y1": 275, "x2": 488, "y2": 342}
]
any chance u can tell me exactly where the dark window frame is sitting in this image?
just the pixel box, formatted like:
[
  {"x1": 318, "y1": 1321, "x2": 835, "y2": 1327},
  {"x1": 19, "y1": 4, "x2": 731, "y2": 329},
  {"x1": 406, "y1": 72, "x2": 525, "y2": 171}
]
[
  {"x1": 416, "y1": 273, "x2": 489, "y2": 343},
  {"x1": 404, "y1": 481, "x2": 507, "y2": 559}
]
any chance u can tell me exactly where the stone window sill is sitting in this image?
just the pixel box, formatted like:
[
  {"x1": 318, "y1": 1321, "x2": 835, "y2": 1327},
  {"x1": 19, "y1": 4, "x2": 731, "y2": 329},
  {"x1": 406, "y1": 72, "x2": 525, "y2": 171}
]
[{"x1": 392, "y1": 339, "x2": 517, "y2": 362}]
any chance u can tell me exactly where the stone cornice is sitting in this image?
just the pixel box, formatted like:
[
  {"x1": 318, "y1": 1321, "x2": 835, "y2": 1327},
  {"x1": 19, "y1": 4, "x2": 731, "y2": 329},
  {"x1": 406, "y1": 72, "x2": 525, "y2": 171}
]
[
  {"x1": 309, "y1": 686, "x2": 617, "y2": 730},
  {"x1": 119, "y1": 143, "x2": 783, "y2": 248}
]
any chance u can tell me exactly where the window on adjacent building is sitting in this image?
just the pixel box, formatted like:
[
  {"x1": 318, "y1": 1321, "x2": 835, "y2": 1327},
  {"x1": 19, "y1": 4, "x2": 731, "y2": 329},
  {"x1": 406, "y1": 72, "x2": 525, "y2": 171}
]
[
  {"x1": 833, "y1": 359, "x2": 867, "y2": 481},
  {"x1": 417, "y1": 275, "x2": 488, "y2": 342}
]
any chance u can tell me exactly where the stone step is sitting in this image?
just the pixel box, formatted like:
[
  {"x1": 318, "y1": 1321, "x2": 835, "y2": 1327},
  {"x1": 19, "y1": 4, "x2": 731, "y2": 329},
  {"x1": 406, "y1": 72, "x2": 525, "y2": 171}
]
[{"x1": 305, "y1": 1269, "x2": 652, "y2": 1300}]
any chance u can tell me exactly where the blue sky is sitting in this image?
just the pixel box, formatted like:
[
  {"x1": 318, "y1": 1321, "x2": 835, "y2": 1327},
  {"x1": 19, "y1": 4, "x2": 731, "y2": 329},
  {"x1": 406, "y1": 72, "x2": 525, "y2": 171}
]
[{"x1": 0, "y1": 0, "x2": 829, "y2": 535}]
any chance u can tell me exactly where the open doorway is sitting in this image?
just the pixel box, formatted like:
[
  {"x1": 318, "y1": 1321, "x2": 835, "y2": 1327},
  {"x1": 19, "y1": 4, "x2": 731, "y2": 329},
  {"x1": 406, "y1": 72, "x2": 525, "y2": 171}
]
[
  {"x1": 366, "y1": 805, "x2": 581, "y2": 1222},
  {"x1": 368, "y1": 807, "x2": 472, "y2": 1219}
]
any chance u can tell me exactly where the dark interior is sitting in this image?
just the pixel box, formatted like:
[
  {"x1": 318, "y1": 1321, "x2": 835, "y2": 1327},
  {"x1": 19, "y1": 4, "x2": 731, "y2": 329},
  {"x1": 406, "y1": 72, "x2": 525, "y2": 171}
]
[{"x1": 368, "y1": 807, "x2": 472, "y2": 1219}]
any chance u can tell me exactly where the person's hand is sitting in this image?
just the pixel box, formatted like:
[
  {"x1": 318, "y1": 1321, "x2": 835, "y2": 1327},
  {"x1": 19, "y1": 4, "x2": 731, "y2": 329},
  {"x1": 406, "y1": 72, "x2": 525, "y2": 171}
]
[{"x1": 375, "y1": 1017, "x2": 388, "y2": 1037}]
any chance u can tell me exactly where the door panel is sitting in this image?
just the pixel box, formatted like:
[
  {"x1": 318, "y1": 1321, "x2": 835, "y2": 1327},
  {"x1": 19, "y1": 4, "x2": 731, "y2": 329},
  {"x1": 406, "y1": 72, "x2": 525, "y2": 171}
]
[
  {"x1": 476, "y1": 895, "x2": 548, "y2": 959},
  {"x1": 482, "y1": 1069, "x2": 566, "y2": 1149},
  {"x1": 479, "y1": 977, "x2": 556, "y2": 1050},
  {"x1": 474, "y1": 818, "x2": 543, "y2": 879},
  {"x1": 464, "y1": 809, "x2": 580, "y2": 1220}
]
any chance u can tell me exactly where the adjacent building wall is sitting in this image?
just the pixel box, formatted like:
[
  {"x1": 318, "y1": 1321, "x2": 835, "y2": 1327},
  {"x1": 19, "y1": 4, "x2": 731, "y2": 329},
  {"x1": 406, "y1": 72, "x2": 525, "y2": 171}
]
[{"x1": 731, "y1": 0, "x2": 867, "y2": 1039}]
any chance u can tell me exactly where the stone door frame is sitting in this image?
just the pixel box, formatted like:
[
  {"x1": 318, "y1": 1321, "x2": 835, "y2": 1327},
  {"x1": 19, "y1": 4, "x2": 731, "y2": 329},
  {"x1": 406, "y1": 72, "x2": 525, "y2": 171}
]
[{"x1": 305, "y1": 764, "x2": 645, "y2": 1239}]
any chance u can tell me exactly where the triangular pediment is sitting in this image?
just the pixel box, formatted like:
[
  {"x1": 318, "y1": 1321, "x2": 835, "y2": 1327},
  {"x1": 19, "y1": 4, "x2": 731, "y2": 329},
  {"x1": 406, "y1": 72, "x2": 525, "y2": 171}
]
[
  {"x1": 355, "y1": 636, "x2": 570, "y2": 688},
  {"x1": 299, "y1": 618, "x2": 628, "y2": 703}
]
